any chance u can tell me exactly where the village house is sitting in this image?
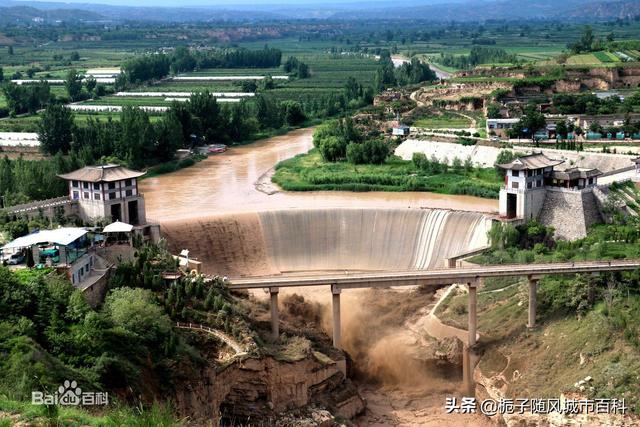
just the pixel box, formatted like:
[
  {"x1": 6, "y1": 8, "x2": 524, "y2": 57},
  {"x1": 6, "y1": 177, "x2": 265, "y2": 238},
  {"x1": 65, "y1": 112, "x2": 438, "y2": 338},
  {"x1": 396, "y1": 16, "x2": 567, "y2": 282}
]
[{"x1": 497, "y1": 153, "x2": 601, "y2": 220}]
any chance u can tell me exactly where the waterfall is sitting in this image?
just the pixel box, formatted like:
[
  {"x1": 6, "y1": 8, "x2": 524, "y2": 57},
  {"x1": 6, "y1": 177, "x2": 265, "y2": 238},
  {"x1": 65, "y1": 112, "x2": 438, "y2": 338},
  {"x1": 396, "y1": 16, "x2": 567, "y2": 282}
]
[{"x1": 160, "y1": 208, "x2": 490, "y2": 276}]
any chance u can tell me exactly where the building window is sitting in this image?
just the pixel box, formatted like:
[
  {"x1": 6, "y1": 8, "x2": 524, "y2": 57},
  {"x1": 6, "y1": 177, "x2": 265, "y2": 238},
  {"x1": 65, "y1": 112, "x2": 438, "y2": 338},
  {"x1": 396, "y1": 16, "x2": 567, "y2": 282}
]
[
  {"x1": 72, "y1": 191, "x2": 79, "y2": 200},
  {"x1": 537, "y1": 180, "x2": 542, "y2": 187},
  {"x1": 512, "y1": 181, "x2": 519, "y2": 189},
  {"x1": 527, "y1": 182, "x2": 532, "y2": 189},
  {"x1": 512, "y1": 170, "x2": 520, "y2": 177},
  {"x1": 108, "y1": 182, "x2": 116, "y2": 190},
  {"x1": 95, "y1": 193, "x2": 101, "y2": 200},
  {"x1": 125, "y1": 179, "x2": 132, "y2": 187},
  {"x1": 93, "y1": 183, "x2": 100, "y2": 190},
  {"x1": 72, "y1": 180, "x2": 79, "y2": 187},
  {"x1": 83, "y1": 192, "x2": 89, "y2": 199},
  {"x1": 85, "y1": 264, "x2": 90, "y2": 273},
  {"x1": 109, "y1": 192, "x2": 117, "y2": 200},
  {"x1": 83, "y1": 182, "x2": 89, "y2": 189},
  {"x1": 126, "y1": 189, "x2": 133, "y2": 197}
]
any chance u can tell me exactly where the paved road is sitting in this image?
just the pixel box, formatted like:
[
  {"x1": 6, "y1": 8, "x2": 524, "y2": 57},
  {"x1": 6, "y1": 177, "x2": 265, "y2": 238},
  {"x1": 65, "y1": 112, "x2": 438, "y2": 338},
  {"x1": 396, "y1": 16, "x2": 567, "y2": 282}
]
[{"x1": 229, "y1": 259, "x2": 640, "y2": 290}]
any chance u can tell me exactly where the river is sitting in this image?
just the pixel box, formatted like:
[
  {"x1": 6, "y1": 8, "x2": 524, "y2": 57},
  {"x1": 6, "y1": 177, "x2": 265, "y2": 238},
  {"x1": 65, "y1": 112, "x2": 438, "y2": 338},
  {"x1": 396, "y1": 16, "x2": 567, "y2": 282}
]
[
  {"x1": 140, "y1": 127, "x2": 497, "y2": 426},
  {"x1": 140, "y1": 127, "x2": 497, "y2": 222}
]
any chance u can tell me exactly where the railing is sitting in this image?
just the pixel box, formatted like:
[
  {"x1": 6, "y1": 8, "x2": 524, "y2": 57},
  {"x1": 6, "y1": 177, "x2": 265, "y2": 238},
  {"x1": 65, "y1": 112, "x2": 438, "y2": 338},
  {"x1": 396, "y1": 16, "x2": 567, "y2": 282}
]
[
  {"x1": 6, "y1": 196, "x2": 71, "y2": 214},
  {"x1": 175, "y1": 322, "x2": 247, "y2": 357}
]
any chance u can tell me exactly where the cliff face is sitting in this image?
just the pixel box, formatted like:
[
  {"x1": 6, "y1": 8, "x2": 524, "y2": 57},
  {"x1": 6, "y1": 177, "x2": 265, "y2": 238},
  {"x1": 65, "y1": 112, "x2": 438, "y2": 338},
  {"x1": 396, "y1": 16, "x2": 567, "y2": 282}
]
[{"x1": 172, "y1": 353, "x2": 364, "y2": 425}]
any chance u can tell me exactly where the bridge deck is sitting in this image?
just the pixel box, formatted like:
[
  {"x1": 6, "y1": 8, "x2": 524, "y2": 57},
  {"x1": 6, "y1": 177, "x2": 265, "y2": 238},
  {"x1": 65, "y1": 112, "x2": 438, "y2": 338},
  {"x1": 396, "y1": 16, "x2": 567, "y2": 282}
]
[{"x1": 228, "y1": 260, "x2": 640, "y2": 290}]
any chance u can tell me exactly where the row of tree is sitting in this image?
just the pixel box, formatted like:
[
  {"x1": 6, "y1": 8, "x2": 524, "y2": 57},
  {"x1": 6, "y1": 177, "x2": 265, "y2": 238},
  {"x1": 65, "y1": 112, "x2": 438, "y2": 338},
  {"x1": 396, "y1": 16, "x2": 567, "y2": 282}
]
[
  {"x1": 170, "y1": 45, "x2": 282, "y2": 74},
  {"x1": 374, "y1": 56, "x2": 437, "y2": 90},
  {"x1": 118, "y1": 46, "x2": 283, "y2": 86},
  {"x1": 439, "y1": 46, "x2": 519, "y2": 69}
]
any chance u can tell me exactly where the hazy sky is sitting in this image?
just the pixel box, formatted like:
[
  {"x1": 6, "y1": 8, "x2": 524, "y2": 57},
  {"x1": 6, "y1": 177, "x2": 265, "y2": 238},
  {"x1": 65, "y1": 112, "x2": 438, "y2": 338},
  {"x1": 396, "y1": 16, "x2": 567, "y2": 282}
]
[{"x1": 11, "y1": 0, "x2": 462, "y2": 8}]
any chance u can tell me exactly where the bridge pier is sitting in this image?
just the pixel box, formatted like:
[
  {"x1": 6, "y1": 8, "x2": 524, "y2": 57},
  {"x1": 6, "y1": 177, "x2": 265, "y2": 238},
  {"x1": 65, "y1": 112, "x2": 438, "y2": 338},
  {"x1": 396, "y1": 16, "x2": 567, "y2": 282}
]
[
  {"x1": 462, "y1": 345, "x2": 475, "y2": 396},
  {"x1": 332, "y1": 285, "x2": 341, "y2": 349},
  {"x1": 468, "y1": 280, "x2": 478, "y2": 347},
  {"x1": 527, "y1": 276, "x2": 538, "y2": 328},
  {"x1": 269, "y1": 287, "x2": 279, "y2": 341}
]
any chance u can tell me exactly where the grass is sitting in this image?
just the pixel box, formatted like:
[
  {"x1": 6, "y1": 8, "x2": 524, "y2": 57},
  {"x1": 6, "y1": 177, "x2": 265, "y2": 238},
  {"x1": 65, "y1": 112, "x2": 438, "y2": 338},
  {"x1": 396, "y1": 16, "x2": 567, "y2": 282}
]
[
  {"x1": 413, "y1": 114, "x2": 472, "y2": 129},
  {"x1": 272, "y1": 148, "x2": 502, "y2": 198},
  {"x1": 435, "y1": 273, "x2": 640, "y2": 413},
  {"x1": 0, "y1": 396, "x2": 181, "y2": 426}
]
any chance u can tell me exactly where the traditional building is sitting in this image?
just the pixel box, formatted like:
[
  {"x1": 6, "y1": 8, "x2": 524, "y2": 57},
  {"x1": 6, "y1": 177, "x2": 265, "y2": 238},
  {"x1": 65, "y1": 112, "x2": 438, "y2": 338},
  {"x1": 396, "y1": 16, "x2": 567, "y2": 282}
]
[
  {"x1": 497, "y1": 153, "x2": 601, "y2": 220},
  {"x1": 58, "y1": 164, "x2": 146, "y2": 225}
]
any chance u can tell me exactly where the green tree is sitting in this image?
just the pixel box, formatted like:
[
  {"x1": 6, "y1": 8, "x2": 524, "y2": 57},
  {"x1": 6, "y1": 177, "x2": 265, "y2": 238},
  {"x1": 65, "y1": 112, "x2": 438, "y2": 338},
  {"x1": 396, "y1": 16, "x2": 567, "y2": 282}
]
[
  {"x1": 154, "y1": 112, "x2": 182, "y2": 162},
  {"x1": 64, "y1": 69, "x2": 83, "y2": 102},
  {"x1": 283, "y1": 101, "x2": 306, "y2": 126},
  {"x1": 318, "y1": 136, "x2": 346, "y2": 162},
  {"x1": 514, "y1": 105, "x2": 546, "y2": 143},
  {"x1": 38, "y1": 104, "x2": 74, "y2": 155},
  {"x1": 556, "y1": 121, "x2": 568, "y2": 140},
  {"x1": 104, "y1": 287, "x2": 172, "y2": 347},
  {"x1": 487, "y1": 103, "x2": 502, "y2": 119},
  {"x1": 118, "y1": 107, "x2": 155, "y2": 168},
  {"x1": 85, "y1": 77, "x2": 97, "y2": 96}
]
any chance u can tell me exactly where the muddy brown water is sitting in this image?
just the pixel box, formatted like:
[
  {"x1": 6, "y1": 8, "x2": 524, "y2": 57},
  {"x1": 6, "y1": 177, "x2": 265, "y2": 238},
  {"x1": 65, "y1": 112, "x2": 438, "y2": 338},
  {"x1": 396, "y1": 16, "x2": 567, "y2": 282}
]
[
  {"x1": 140, "y1": 127, "x2": 497, "y2": 222},
  {"x1": 140, "y1": 127, "x2": 497, "y2": 425}
]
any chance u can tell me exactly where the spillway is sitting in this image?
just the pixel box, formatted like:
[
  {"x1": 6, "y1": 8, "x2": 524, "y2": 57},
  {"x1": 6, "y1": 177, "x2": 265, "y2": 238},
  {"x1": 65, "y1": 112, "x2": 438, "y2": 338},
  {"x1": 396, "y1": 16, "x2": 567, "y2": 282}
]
[{"x1": 160, "y1": 208, "x2": 490, "y2": 277}]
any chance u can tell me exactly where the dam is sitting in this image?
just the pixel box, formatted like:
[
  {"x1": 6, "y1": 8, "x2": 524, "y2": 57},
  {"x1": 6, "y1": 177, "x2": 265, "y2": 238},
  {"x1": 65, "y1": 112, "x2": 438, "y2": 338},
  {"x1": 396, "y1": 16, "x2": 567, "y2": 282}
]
[
  {"x1": 141, "y1": 127, "x2": 497, "y2": 276},
  {"x1": 160, "y1": 208, "x2": 491, "y2": 276},
  {"x1": 139, "y1": 127, "x2": 499, "y2": 425}
]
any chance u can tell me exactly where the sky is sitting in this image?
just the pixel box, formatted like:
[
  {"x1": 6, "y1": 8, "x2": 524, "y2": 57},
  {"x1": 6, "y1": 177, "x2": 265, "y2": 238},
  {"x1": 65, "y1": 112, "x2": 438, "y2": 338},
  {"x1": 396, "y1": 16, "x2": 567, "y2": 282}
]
[{"x1": 9, "y1": 0, "x2": 465, "y2": 8}]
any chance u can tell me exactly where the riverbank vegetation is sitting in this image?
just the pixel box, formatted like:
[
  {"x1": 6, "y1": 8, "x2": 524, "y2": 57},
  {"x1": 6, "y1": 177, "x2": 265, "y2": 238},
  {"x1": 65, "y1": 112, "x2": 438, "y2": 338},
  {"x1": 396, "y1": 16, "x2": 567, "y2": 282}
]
[
  {"x1": 0, "y1": 241, "x2": 261, "y2": 425},
  {"x1": 438, "y1": 218, "x2": 640, "y2": 414},
  {"x1": 273, "y1": 148, "x2": 502, "y2": 197}
]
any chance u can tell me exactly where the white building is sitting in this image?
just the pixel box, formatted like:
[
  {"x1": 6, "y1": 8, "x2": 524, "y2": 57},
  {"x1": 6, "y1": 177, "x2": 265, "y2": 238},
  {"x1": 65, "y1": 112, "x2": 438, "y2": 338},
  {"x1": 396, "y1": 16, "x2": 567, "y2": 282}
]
[
  {"x1": 58, "y1": 164, "x2": 147, "y2": 225},
  {"x1": 497, "y1": 153, "x2": 601, "y2": 220}
]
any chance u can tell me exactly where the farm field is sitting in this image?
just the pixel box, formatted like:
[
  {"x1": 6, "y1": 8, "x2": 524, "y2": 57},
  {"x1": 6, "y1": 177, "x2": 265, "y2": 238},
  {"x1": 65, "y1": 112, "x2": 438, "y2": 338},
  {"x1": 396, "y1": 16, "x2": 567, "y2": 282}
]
[{"x1": 413, "y1": 114, "x2": 472, "y2": 129}]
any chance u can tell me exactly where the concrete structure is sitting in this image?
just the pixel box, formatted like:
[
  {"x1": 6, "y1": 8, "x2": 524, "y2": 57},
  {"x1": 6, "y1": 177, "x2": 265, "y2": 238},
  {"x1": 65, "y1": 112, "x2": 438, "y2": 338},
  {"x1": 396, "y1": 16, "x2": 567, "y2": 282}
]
[
  {"x1": 486, "y1": 118, "x2": 519, "y2": 138},
  {"x1": 232, "y1": 259, "x2": 640, "y2": 344},
  {"x1": 58, "y1": 164, "x2": 146, "y2": 225},
  {"x1": 392, "y1": 125, "x2": 410, "y2": 136},
  {"x1": 229, "y1": 259, "x2": 640, "y2": 393},
  {"x1": 497, "y1": 153, "x2": 601, "y2": 222}
]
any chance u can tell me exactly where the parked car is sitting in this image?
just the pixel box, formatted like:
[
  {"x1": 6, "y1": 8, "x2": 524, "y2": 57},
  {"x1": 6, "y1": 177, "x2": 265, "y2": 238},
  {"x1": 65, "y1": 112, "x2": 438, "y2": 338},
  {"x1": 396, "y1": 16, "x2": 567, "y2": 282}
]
[{"x1": 6, "y1": 253, "x2": 25, "y2": 265}]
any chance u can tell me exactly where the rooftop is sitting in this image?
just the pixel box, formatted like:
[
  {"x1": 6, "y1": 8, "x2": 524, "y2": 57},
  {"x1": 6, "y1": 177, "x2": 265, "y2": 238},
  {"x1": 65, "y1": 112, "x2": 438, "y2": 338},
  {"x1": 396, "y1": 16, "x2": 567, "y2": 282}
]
[
  {"x1": 552, "y1": 167, "x2": 602, "y2": 180},
  {"x1": 58, "y1": 164, "x2": 145, "y2": 183},
  {"x1": 497, "y1": 153, "x2": 564, "y2": 171},
  {"x1": 2, "y1": 227, "x2": 87, "y2": 250}
]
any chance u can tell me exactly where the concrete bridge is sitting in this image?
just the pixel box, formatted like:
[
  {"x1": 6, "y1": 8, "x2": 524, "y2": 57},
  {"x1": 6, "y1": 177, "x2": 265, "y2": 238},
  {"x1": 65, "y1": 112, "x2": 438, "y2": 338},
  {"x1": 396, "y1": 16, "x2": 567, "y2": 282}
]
[
  {"x1": 231, "y1": 259, "x2": 640, "y2": 346},
  {"x1": 230, "y1": 259, "x2": 640, "y2": 393}
]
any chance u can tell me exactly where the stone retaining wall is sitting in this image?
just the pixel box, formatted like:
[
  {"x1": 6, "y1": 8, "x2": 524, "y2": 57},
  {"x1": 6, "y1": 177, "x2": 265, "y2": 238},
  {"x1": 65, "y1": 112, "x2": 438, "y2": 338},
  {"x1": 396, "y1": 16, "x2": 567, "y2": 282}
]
[{"x1": 538, "y1": 188, "x2": 603, "y2": 240}]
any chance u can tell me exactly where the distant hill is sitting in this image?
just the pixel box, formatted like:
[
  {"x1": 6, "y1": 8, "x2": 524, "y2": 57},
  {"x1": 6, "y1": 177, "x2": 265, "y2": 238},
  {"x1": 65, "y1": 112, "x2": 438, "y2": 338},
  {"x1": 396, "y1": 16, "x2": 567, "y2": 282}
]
[
  {"x1": 0, "y1": 0, "x2": 638, "y2": 23},
  {"x1": 331, "y1": 0, "x2": 640, "y2": 21},
  {"x1": 0, "y1": 4, "x2": 103, "y2": 23}
]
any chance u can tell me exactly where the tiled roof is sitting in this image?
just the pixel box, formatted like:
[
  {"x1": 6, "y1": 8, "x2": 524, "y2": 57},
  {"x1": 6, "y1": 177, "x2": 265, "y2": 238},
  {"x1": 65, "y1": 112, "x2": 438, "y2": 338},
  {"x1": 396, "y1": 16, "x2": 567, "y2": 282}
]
[
  {"x1": 497, "y1": 153, "x2": 564, "y2": 170},
  {"x1": 552, "y1": 167, "x2": 602, "y2": 180},
  {"x1": 58, "y1": 164, "x2": 145, "y2": 183}
]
